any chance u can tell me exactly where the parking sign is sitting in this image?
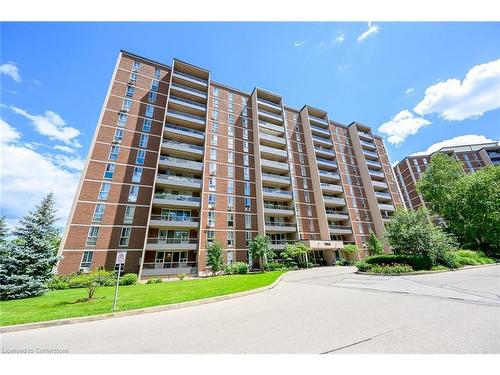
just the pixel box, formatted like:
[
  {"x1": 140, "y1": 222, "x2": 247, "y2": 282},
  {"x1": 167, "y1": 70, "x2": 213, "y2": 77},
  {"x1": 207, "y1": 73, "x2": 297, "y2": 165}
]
[{"x1": 115, "y1": 251, "x2": 127, "y2": 265}]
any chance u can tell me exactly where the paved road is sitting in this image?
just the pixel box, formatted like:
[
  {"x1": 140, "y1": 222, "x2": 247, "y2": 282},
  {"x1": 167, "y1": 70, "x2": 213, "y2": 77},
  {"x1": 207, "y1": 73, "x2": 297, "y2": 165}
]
[{"x1": 2, "y1": 265, "x2": 499, "y2": 354}]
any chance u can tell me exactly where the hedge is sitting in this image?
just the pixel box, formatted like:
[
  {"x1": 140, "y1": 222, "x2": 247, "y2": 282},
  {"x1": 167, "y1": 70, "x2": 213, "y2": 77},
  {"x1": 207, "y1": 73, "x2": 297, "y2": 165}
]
[{"x1": 363, "y1": 254, "x2": 433, "y2": 271}]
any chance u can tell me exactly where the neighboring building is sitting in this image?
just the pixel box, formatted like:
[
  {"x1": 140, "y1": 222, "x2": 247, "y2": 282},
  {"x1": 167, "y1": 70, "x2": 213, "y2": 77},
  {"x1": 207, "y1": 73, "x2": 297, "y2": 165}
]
[
  {"x1": 394, "y1": 142, "x2": 500, "y2": 209},
  {"x1": 57, "y1": 50, "x2": 404, "y2": 277}
]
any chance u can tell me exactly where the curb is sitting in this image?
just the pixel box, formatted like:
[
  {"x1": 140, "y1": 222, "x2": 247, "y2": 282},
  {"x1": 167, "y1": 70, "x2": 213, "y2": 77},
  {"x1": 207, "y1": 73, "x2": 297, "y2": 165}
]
[
  {"x1": 356, "y1": 262, "x2": 500, "y2": 276},
  {"x1": 0, "y1": 272, "x2": 287, "y2": 334}
]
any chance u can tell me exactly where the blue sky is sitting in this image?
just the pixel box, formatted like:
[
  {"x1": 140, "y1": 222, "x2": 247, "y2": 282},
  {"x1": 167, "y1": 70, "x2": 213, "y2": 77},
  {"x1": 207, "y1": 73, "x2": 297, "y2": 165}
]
[{"x1": 1, "y1": 22, "x2": 500, "y2": 227}]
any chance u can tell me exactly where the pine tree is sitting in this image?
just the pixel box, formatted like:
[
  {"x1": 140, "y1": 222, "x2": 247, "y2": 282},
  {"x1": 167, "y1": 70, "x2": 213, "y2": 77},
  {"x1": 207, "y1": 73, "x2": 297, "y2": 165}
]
[{"x1": 0, "y1": 194, "x2": 60, "y2": 300}]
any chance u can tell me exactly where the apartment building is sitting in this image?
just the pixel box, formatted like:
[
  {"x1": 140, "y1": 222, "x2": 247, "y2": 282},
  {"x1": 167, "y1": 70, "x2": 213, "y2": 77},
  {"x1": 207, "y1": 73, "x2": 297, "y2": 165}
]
[
  {"x1": 57, "y1": 50, "x2": 403, "y2": 277},
  {"x1": 394, "y1": 142, "x2": 500, "y2": 210}
]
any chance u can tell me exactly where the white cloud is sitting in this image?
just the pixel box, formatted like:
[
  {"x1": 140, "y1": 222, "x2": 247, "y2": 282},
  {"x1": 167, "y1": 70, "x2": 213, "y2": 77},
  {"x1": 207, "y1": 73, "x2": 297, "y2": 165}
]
[
  {"x1": 378, "y1": 110, "x2": 431, "y2": 146},
  {"x1": 411, "y1": 134, "x2": 499, "y2": 156},
  {"x1": 52, "y1": 154, "x2": 85, "y2": 171},
  {"x1": 10, "y1": 106, "x2": 82, "y2": 147},
  {"x1": 357, "y1": 21, "x2": 379, "y2": 42},
  {"x1": 0, "y1": 62, "x2": 22, "y2": 82},
  {"x1": 335, "y1": 33, "x2": 346, "y2": 44},
  {"x1": 391, "y1": 160, "x2": 400, "y2": 168},
  {"x1": 414, "y1": 58, "x2": 500, "y2": 121},
  {"x1": 293, "y1": 41, "x2": 304, "y2": 47},
  {"x1": 405, "y1": 87, "x2": 415, "y2": 95},
  {"x1": 0, "y1": 118, "x2": 81, "y2": 228},
  {"x1": 54, "y1": 145, "x2": 76, "y2": 154}
]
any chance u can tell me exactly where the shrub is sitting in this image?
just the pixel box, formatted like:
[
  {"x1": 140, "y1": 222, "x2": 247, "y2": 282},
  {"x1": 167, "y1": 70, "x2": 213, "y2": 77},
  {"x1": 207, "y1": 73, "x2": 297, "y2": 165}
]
[
  {"x1": 146, "y1": 277, "x2": 162, "y2": 284},
  {"x1": 364, "y1": 254, "x2": 432, "y2": 271},
  {"x1": 370, "y1": 264, "x2": 413, "y2": 274},
  {"x1": 355, "y1": 261, "x2": 372, "y2": 272},
  {"x1": 431, "y1": 265, "x2": 449, "y2": 271},
  {"x1": 437, "y1": 251, "x2": 460, "y2": 269},
  {"x1": 265, "y1": 261, "x2": 287, "y2": 271},
  {"x1": 119, "y1": 273, "x2": 138, "y2": 286},
  {"x1": 454, "y1": 250, "x2": 495, "y2": 266},
  {"x1": 206, "y1": 241, "x2": 224, "y2": 275},
  {"x1": 224, "y1": 262, "x2": 249, "y2": 275},
  {"x1": 367, "y1": 232, "x2": 384, "y2": 255},
  {"x1": 47, "y1": 275, "x2": 70, "y2": 290},
  {"x1": 337, "y1": 259, "x2": 354, "y2": 266},
  {"x1": 178, "y1": 273, "x2": 186, "y2": 280},
  {"x1": 68, "y1": 270, "x2": 113, "y2": 300}
]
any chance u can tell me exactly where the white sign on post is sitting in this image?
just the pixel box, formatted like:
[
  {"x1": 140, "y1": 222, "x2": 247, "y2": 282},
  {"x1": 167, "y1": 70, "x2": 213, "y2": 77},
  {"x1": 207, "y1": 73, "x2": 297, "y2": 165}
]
[
  {"x1": 113, "y1": 251, "x2": 127, "y2": 311},
  {"x1": 116, "y1": 251, "x2": 127, "y2": 265}
]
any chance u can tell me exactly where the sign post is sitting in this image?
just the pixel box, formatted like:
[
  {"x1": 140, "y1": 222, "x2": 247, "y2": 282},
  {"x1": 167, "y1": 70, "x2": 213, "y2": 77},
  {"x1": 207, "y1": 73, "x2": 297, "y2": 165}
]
[{"x1": 112, "y1": 251, "x2": 127, "y2": 311}]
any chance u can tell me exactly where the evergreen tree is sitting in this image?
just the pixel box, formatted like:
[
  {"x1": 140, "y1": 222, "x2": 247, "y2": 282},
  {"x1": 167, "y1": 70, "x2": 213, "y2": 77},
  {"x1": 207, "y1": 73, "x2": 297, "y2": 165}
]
[
  {"x1": 0, "y1": 194, "x2": 60, "y2": 300},
  {"x1": 367, "y1": 232, "x2": 384, "y2": 255}
]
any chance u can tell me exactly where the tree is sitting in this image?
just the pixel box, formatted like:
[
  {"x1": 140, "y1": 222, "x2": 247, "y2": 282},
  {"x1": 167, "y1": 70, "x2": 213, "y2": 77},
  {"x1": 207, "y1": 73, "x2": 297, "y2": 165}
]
[
  {"x1": 206, "y1": 240, "x2": 224, "y2": 276},
  {"x1": 281, "y1": 242, "x2": 310, "y2": 268},
  {"x1": 248, "y1": 235, "x2": 275, "y2": 271},
  {"x1": 342, "y1": 244, "x2": 359, "y2": 260},
  {"x1": 0, "y1": 217, "x2": 9, "y2": 246},
  {"x1": 383, "y1": 207, "x2": 457, "y2": 265},
  {"x1": 0, "y1": 194, "x2": 60, "y2": 300},
  {"x1": 367, "y1": 232, "x2": 384, "y2": 255},
  {"x1": 68, "y1": 270, "x2": 112, "y2": 300},
  {"x1": 417, "y1": 154, "x2": 500, "y2": 256}
]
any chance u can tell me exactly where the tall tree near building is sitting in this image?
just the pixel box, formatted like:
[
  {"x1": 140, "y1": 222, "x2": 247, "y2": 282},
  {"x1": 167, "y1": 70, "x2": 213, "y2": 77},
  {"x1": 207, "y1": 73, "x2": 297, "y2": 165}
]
[
  {"x1": 367, "y1": 232, "x2": 384, "y2": 255},
  {"x1": 248, "y1": 235, "x2": 275, "y2": 271},
  {"x1": 206, "y1": 240, "x2": 224, "y2": 276},
  {"x1": 0, "y1": 194, "x2": 60, "y2": 300}
]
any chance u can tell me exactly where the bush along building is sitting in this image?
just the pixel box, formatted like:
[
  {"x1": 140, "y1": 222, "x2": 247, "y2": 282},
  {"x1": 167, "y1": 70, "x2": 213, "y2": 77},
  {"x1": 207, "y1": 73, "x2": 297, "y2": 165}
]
[{"x1": 57, "y1": 50, "x2": 404, "y2": 278}]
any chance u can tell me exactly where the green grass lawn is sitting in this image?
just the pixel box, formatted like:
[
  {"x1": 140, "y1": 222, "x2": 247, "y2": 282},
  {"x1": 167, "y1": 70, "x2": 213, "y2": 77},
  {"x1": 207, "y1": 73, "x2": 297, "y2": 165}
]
[
  {"x1": 454, "y1": 250, "x2": 496, "y2": 266},
  {"x1": 0, "y1": 271, "x2": 284, "y2": 327}
]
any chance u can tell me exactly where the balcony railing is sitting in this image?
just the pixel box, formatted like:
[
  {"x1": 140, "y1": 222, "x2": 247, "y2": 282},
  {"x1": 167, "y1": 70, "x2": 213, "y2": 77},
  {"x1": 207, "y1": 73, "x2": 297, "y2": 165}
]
[
  {"x1": 312, "y1": 135, "x2": 333, "y2": 145},
  {"x1": 259, "y1": 132, "x2": 286, "y2": 145},
  {"x1": 308, "y1": 115, "x2": 328, "y2": 126},
  {"x1": 264, "y1": 203, "x2": 294, "y2": 211},
  {"x1": 379, "y1": 203, "x2": 396, "y2": 211},
  {"x1": 328, "y1": 224, "x2": 352, "y2": 230},
  {"x1": 162, "y1": 140, "x2": 204, "y2": 152},
  {"x1": 488, "y1": 152, "x2": 500, "y2": 158},
  {"x1": 265, "y1": 221, "x2": 295, "y2": 227},
  {"x1": 142, "y1": 261, "x2": 197, "y2": 270},
  {"x1": 156, "y1": 174, "x2": 202, "y2": 185},
  {"x1": 258, "y1": 109, "x2": 283, "y2": 122},
  {"x1": 361, "y1": 140, "x2": 376, "y2": 149},
  {"x1": 358, "y1": 131, "x2": 373, "y2": 140},
  {"x1": 321, "y1": 183, "x2": 343, "y2": 192},
  {"x1": 173, "y1": 70, "x2": 208, "y2": 84},
  {"x1": 323, "y1": 196, "x2": 346, "y2": 205},
  {"x1": 366, "y1": 160, "x2": 382, "y2": 168},
  {"x1": 375, "y1": 192, "x2": 392, "y2": 200},
  {"x1": 153, "y1": 193, "x2": 201, "y2": 203},
  {"x1": 311, "y1": 125, "x2": 331, "y2": 136},
  {"x1": 317, "y1": 157, "x2": 338, "y2": 167},
  {"x1": 363, "y1": 149, "x2": 379, "y2": 159},
  {"x1": 167, "y1": 109, "x2": 206, "y2": 123},
  {"x1": 170, "y1": 82, "x2": 207, "y2": 96},
  {"x1": 257, "y1": 98, "x2": 281, "y2": 109},
  {"x1": 169, "y1": 95, "x2": 206, "y2": 110},
  {"x1": 160, "y1": 155, "x2": 202, "y2": 168},
  {"x1": 315, "y1": 147, "x2": 335, "y2": 156},
  {"x1": 369, "y1": 170, "x2": 385, "y2": 178},
  {"x1": 260, "y1": 145, "x2": 288, "y2": 158},
  {"x1": 164, "y1": 123, "x2": 205, "y2": 137},
  {"x1": 319, "y1": 170, "x2": 341, "y2": 180},
  {"x1": 259, "y1": 121, "x2": 284, "y2": 134},
  {"x1": 325, "y1": 209, "x2": 349, "y2": 216},
  {"x1": 263, "y1": 188, "x2": 293, "y2": 197},
  {"x1": 261, "y1": 172, "x2": 291, "y2": 182},
  {"x1": 147, "y1": 237, "x2": 198, "y2": 245},
  {"x1": 150, "y1": 215, "x2": 199, "y2": 223},
  {"x1": 270, "y1": 239, "x2": 295, "y2": 245},
  {"x1": 261, "y1": 159, "x2": 289, "y2": 171}
]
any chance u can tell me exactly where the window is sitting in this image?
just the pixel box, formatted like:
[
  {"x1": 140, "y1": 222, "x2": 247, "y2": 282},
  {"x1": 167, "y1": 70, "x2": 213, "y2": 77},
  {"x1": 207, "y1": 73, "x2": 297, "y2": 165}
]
[
  {"x1": 154, "y1": 67, "x2": 161, "y2": 79},
  {"x1": 207, "y1": 230, "x2": 215, "y2": 243},
  {"x1": 126, "y1": 85, "x2": 135, "y2": 98},
  {"x1": 303, "y1": 178, "x2": 308, "y2": 189},
  {"x1": 227, "y1": 179, "x2": 234, "y2": 194},
  {"x1": 228, "y1": 138, "x2": 234, "y2": 150},
  {"x1": 243, "y1": 129, "x2": 249, "y2": 140},
  {"x1": 243, "y1": 154, "x2": 249, "y2": 166},
  {"x1": 228, "y1": 151, "x2": 234, "y2": 164},
  {"x1": 227, "y1": 213, "x2": 234, "y2": 227},
  {"x1": 227, "y1": 195, "x2": 234, "y2": 210},
  {"x1": 86, "y1": 226, "x2": 99, "y2": 246},
  {"x1": 210, "y1": 147, "x2": 217, "y2": 161},
  {"x1": 228, "y1": 114, "x2": 235, "y2": 124},
  {"x1": 213, "y1": 97, "x2": 219, "y2": 108},
  {"x1": 227, "y1": 165, "x2": 234, "y2": 178},
  {"x1": 242, "y1": 117, "x2": 248, "y2": 128},
  {"x1": 245, "y1": 231, "x2": 252, "y2": 246},
  {"x1": 245, "y1": 214, "x2": 252, "y2": 229},
  {"x1": 123, "y1": 205, "x2": 135, "y2": 224},
  {"x1": 227, "y1": 125, "x2": 234, "y2": 137},
  {"x1": 299, "y1": 154, "x2": 305, "y2": 164},
  {"x1": 243, "y1": 141, "x2": 249, "y2": 153},
  {"x1": 209, "y1": 177, "x2": 216, "y2": 191},
  {"x1": 128, "y1": 185, "x2": 139, "y2": 202},
  {"x1": 212, "y1": 109, "x2": 219, "y2": 120},
  {"x1": 211, "y1": 134, "x2": 218, "y2": 146},
  {"x1": 80, "y1": 251, "x2": 93, "y2": 271},
  {"x1": 228, "y1": 92, "x2": 234, "y2": 102},
  {"x1": 304, "y1": 191, "x2": 310, "y2": 203},
  {"x1": 92, "y1": 204, "x2": 105, "y2": 222},
  {"x1": 132, "y1": 61, "x2": 140, "y2": 72},
  {"x1": 212, "y1": 121, "x2": 219, "y2": 133},
  {"x1": 207, "y1": 211, "x2": 215, "y2": 227},
  {"x1": 148, "y1": 91, "x2": 157, "y2": 103},
  {"x1": 301, "y1": 165, "x2": 306, "y2": 177},
  {"x1": 98, "y1": 183, "x2": 111, "y2": 200},
  {"x1": 118, "y1": 113, "x2": 128, "y2": 127},
  {"x1": 242, "y1": 97, "x2": 248, "y2": 105},
  {"x1": 119, "y1": 227, "x2": 131, "y2": 247},
  {"x1": 151, "y1": 79, "x2": 159, "y2": 92},
  {"x1": 142, "y1": 118, "x2": 152, "y2": 132},
  {"x1": 244, "y1": 197, "x2": 251, "y2": 211},
  {"x1": 103, "y1": 163, "x2": 115, "y2": 180},
  {"x1": 139, "y1": 134, "x2": 149, "y2": 148},
  {"x1": 122, "y1": 99, "x2": 132, "y2": 111},
  {"x1": 297, "y1": 143, "x2": 303, "y2": 153},
  {"x1": 208, "y1": 193, "x2": 216, "y2": 208},
  {"x1": 132, "y1": 167, "x2": 143, "y2": 183},
  {"x1": 244, "y1": 167, "x2": 250, "y2": 181},
  {"x1": 145, "y1": 105, "x2": 154, "y2": 118},
  {"x1": 113, "y1": 129, "x2": 124, "y2": 143},
  {"x1": 242, "y1": 107, "x2": 248, "y2": 116},
  {"x1": 307, "y1": 206, "x2": 313, "y2": 217},
  {"x1": 244, "y1": 182, "x2": 250, "y2": 196},
  {"x1": 129, "y1": 72, "x2": 137, "y2": 83},
  {"x1": 213, "y1": 87, "x2": 219, "y2": 96},
  {"x1": 227, "y1": 231, "x2": 234, "y2": 247},
  {"x1": 136, "y1": 150, "x2": 146, "y2": 165},
  {"x1": 209, "y1": 162, "x2": 217, "y2": 175}
]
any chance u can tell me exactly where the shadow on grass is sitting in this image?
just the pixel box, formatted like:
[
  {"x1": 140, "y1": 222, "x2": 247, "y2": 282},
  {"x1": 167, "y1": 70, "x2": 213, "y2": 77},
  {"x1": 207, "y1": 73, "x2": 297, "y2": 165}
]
[{"x1": 54, "y1": 296, "x2": 106, "y2": 306}]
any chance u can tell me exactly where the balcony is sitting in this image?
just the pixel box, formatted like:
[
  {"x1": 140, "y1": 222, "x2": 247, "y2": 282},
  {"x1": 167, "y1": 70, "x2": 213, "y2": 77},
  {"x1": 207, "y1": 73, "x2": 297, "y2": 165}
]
[
  {"x1": 145, "y1": 237, "x2": 198, "y2": 251},
  {"x1": 152, "y1": 193, "x2": 201, "y2": 208},
  {"x1": 375, "y1": 191, "x2": 392, "y2": 202},
  {"x1": 325, "y1": 210, "x2": 349, "y2": 220},
  {"x1": 142, "y1": 261, "x2": 197, "y2": 276},
  {"x1": 315, "y1": 147, "x2": 335, "y2": 158},
  {"x1": 262, "y1": 188, "x2": 293, "y2": 201},
  {"x1": 259, "y1": 121, "x2": 285, "y2": 134},
  {"x1": 360, "y1": 140, "x2": 376, "y2": 150},
  {"x1": 310, "y1": 125, "x2": 331, "y2": 137},
  {"x1": 261, "y1": 172, "x2": 291, "y2": 187},
  {"x1": 161, "y1": 140, "x2": 204, "y2": 157},
  {"x1": 319, "y1": 170, "x2": 341, "y2": 182},
  {"x1": 379, "y1": 203, "x2": 396, "y2": 212},
  {"x1": 488, "y1": 151, "x2": 500, "y2": 159},
  {"x1": 366, "y1": 160, "x2": 383, "y2": 170},
  {"x1": 159, "y1": 155, "x2": 203, "y2": 172},
  {"x1": 312, "y1": 135, "x2": 333, "y2": 147},
  {"x1": 259, "y1": 132, "x2": 286, "y2": 147},
  {"x1": 258, "y1": 109, "x2": 283, "y2": 124},
  {"x1": 170, "y1": 82, "x2": 207, "y2": 99},
  {"x1": 317, "y1": 157, "x2": 338, "y2": 170},
  {"x1": 261, "y1": 158, "x2": 289, "y2": 173},
  {"x1": 166, "y1": 109, "x2": 206, "y2": 126},
  {"x1": 156, "y1": 174, "x2": 202, "y2": 190},
  {"x1": 321, "y1": 183, "x2": 343, "y2": 193},
  {"x1": 358, "y1": 131, "x2": 373, "y2": 141},
  {"x1": 369, "y1": 169, "x2": 385, "y2": 180},
  {"x1": 323, "y1": 196, "x2": 346, "y2": 207},
  {"x1": 172, "y1": 70, "x2": 208, "y2": 87},
  {"x1": 329, "y1": 225, "x2": 353, "y2": 235},
  {"x1": 308, "y1": 115, "x2": 328, "y2": 127},
  {"x1": 149, "y1": 215, "x2": 199, "y2": 229},
  {"x1": 270, "y1": 239, "x2": 296, "y2": 250},
  {"x1": 169, "y1": 95, "x2": 207, "y2": 112},
  {"x1": 265, "y1": 221, "x2": 297, "y2": 233},
  {"x1": 260, "y1": 145, "x2": 288, "y2": 160},
  {"x1": 263, "y1": 203, "x2": 295, "y2": 216},
  {"x1": 363, "y1": 149, "x2": 379, "y2": 160},
  {"x1": 164, "y1": 123, "x2": 205, "y2": 141},
  {"x1": 371, "y1": 180, "x2": 388, "y2": 190},
  {"x1": 257, "y1": 98, "x2": 281, "y2": 111}
]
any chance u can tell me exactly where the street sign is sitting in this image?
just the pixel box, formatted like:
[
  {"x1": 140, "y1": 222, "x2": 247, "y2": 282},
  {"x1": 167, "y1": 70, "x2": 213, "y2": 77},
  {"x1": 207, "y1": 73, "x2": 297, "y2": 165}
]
[
  {"x1": 115, "y1": 251, "x2": 127, "y2": 265},
  {"x1": 113, "y1": 251, "x2": 127, "y2": 311}
]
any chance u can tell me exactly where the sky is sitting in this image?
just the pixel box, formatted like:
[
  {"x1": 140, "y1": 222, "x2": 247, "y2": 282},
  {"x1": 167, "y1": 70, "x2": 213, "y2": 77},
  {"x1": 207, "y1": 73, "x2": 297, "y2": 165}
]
[{"x1": 1, "y1": 22, "x2": 499, "y2": 229}]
